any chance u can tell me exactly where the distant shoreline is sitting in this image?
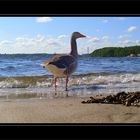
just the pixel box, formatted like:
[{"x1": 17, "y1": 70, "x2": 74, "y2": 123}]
[{"x1": 90, "y1": 46, "x2": 140, "y2": 57}]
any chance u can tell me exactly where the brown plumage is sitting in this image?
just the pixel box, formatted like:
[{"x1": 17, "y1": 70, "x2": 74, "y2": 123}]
[{"x1": 41, "y1": 32, "x2": 86, "y2": 91}]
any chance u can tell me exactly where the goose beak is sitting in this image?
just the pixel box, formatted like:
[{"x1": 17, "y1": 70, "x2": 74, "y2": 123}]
[{"x1": 80, "y1": 34, "x2": 86, "y2": 38}]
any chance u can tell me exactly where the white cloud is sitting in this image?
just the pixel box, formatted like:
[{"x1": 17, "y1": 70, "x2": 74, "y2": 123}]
[
  {"x1": 118, "y1": 17, "x2": 126, "y2": 20},
  {"x1": 0, "y1": 34, "x2": 72, "y2": 54},
  {"x1": 126, "y1": 40, "x2": 140, "y2": 46},
  {"x1": 45, "y1": 38, "x2": 60, "y2": 46},
  {"x1": 36, "y1": 34, "x2": 46, "y2": 42},
  {"x1": 57, "y1": 35, "x2": 68, "y2": 39},
  {"x1": 102, "y1": 36, "x2": 109, "y2": 40},
  {"x1": 15, "y1": 37, "x2": 25, "y2": 41},
  {"x1": 3, "y1": 34, "x2": 140, "y2": 55},
  {"x1": 123, "y1": 40, "x2": 133, "y2": 44},
  {"x1": 36, "y1": 17, "x2": 53, "y2": 23},
  {"x1": 86, "y1": 35, "x2": 91, "y2": 39},
  {"x1": 0, "y1": 40, "x2": 12, "y2": 46},
  {"x1": 114, "y1": 39, "x2": 140, "y2": 47},
  {"x1": 136, "y1": 40, "x2": 140, "y2": 44},
  {"x1": 89, "y1": 37, "x2": 100, "y2": 42},
  {"x1": 119, "y1": 34, "x2": 131, "y2": 39},
  {"x1": 102, "y1": 19, "x2": 109, "y2": 23},
  {"x1": 127, "y1": 26, "x2": 138, "y2": 32}
]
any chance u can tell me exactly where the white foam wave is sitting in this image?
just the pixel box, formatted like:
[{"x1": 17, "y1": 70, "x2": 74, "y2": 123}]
[
  {"x1": 0, "y1": 78, "x2": 22, "y2": 88},
  {"x1": 69, "y1": 73, "x2": 140, "y2": 86},
  {"x1": 0, "y1": 73, "x2": 140, "y2": 89}
]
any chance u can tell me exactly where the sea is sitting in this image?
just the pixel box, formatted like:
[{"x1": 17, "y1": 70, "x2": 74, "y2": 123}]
[{"x1": 0, "y1": 54, "x2": 140, "y2": 101}]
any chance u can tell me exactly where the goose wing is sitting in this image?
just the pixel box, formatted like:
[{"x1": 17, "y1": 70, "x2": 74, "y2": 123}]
[{"x1": 48, "y1": 55, "x2": 76, "y2": 69}]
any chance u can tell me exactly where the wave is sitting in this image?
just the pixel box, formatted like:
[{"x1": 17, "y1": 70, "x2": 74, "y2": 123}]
[
  {"x1": 0, "y1": 66, "x2": 16, "y2": 71},
  {"x1": 0, "y1": 73, "x2": 139, "y2": 100},
  {"x1": 0, "y1": 73, "x2": 140, "y2": 88}
]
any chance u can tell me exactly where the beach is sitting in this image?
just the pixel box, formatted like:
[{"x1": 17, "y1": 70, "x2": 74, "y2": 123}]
[{"x1": 0, "y1": 97, "x2": 140, "y2": 123}]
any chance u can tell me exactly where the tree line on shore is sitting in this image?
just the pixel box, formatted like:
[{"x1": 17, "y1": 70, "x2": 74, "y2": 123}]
[{"x1": 90, "y1": 46, "x2": 140, "y2": 57}]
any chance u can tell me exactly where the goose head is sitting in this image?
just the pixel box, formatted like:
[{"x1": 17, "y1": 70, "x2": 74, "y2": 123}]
[{"x1": 72, "y1": 32, "x2": 86, "y2": 39}]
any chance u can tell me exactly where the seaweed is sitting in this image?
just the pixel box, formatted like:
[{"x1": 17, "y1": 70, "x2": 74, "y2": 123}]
[{"x1": 81, "y1": 91, "x2": 140, "y2": 106}]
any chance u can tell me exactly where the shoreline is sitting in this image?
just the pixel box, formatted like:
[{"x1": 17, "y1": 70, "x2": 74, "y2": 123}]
[{"x1": 0, "y1": 97, "x2": 139, "y2": 123}]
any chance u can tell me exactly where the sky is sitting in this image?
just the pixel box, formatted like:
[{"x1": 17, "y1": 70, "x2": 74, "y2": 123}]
[{"x1": 0, "y1": 16, "x2": 139, "y2": 54}]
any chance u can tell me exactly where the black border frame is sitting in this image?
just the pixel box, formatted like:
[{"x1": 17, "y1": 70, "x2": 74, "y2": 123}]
[
  {"x1": 0, "y1": 0, "x2": 140, "y2": 139},
  {"x1": 0, "y1": 0, "x2": 139, "y2": 15}
]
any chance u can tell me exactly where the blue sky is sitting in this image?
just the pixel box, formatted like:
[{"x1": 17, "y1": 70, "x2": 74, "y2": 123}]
[{"x1": 0, "y1": 17, "x2": 139, "y2": 54}]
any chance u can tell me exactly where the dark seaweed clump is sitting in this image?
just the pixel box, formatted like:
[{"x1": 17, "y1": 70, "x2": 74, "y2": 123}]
[{"x1": 81, "y1": 91, "x2": 140, "y2": 106}]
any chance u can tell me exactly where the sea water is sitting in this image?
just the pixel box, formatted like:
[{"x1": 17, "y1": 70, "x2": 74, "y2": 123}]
[
  {"x1": 1, "y1": 54, "x2": 140, "y2": 76},
  {"x1": 0, "y1": 54, "x2": 140, "y2": 100}
]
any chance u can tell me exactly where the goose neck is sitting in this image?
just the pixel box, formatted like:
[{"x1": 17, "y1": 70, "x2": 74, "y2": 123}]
[{"x1": 70, "y1": 36, "x2": 78, "y2": 58}]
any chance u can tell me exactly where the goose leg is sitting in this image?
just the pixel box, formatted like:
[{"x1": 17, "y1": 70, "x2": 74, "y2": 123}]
[
  {"x1": 54, "y1": 77, "x2": 57, "y2": 91},
  {"x1": 51, "y1": 78, "x2": 54, "y2": 86},
  {"x1": 65, "y1": 76, "x2": 69, "y2": 91}
]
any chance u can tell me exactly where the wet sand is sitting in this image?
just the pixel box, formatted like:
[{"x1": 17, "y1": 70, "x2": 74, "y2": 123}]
[{"x1": 0, "y1": 97, "x2": 139, "y2": 123}]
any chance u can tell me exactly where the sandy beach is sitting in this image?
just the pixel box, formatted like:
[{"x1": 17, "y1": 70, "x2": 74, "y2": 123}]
[{"x1": 0, "y1": 97, "x2": 139, "y2": 123}]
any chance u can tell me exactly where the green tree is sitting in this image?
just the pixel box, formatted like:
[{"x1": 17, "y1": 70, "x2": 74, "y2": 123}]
[{"x1": 90, "y1": 46, "x2": 140, "y2": 57}]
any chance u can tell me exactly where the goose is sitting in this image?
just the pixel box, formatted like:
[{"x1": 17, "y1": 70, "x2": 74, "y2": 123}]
[{"x1": 41, "y1": 32, "x2": 86, "y2": 91}]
